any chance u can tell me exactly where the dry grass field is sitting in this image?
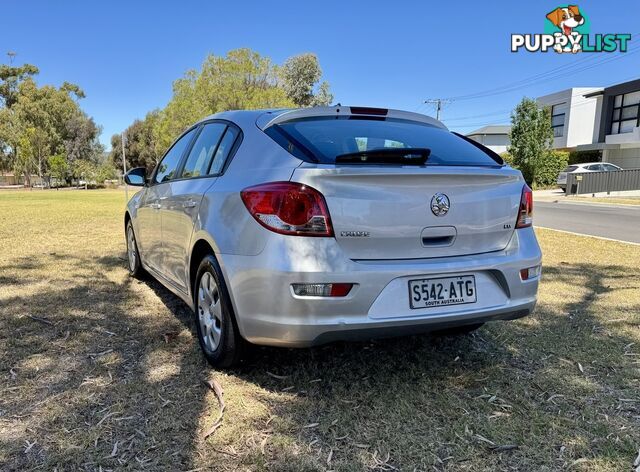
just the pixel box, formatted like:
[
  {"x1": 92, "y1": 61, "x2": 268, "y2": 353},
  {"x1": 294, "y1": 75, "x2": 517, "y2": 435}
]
[{"x1": 0, "y1": 189, "x2": 638, "y2": 471}]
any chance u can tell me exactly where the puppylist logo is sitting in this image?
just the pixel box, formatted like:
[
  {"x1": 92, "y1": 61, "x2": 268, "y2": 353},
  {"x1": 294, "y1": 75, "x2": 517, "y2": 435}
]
[{"x1": 512, "y1": 5, "x2": 631, "y2": 54}]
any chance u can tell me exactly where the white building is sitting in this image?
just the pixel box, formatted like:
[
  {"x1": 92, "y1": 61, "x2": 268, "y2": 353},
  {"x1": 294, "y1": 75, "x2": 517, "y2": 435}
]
[
  {"x1": 536, "y1": 87, "x2": 603, "y2": 150},
  {"x1": 577, "y1": 79, "x2": 640, "y2": 169},
  {"x1": 466, "y1": 125, "x2": 511, "y2": 154}
]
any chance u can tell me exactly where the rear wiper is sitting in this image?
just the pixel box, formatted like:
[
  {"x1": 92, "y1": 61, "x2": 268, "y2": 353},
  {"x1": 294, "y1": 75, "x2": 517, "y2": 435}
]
[{"x1": 334, "y1": 148, "x2": 430, "y2": 165}]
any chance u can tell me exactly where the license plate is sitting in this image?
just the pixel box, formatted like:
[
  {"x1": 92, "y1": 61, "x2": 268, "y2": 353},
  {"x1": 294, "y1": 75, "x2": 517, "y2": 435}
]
[{"x1": 408, "y1": 275, "x2": 477, "y2": 309}]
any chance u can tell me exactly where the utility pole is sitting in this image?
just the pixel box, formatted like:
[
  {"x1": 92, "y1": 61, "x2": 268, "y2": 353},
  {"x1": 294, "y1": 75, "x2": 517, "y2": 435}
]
[
  {"x1": 122, "y1": 132, "x2": 128, "y2": 204},
  {"x1": 423, "y1": 98, "x2": 452, "y2": 121},
  {"x1": 7, "y1": 51, "x2": 16, "y2": 64}
]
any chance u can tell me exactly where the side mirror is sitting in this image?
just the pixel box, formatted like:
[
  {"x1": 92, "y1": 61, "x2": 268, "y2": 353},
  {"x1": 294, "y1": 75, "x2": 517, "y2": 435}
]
[{"x1": 124, "y1": 167, "x2": 147, "y2": 186}]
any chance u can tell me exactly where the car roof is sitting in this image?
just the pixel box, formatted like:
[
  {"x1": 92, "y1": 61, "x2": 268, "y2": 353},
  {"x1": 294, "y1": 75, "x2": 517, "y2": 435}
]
[
  {"x1": 574, "y1": 162, "x2": 615, "y2": 167},
  {"x1": 256, "y1": 106, "x2": 448, "y2": 130},
  {"x1": 196, "y1": 106, "x2": 447, "y2": 131}
]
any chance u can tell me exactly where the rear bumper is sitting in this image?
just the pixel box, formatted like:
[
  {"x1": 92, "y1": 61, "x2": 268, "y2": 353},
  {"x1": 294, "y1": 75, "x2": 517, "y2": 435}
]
[{"x1": 218, "y1": 227, "x2": 542, "y2": 347}]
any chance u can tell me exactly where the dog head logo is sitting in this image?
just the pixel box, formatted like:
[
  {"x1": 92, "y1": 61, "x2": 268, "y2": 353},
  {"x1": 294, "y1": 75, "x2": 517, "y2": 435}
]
[
  {"x1": 546, "y1": 6, "x2": 585, "y2": 36},
  {"x1": 545, "y1": 5, "x2": 588, "y2": 53}
]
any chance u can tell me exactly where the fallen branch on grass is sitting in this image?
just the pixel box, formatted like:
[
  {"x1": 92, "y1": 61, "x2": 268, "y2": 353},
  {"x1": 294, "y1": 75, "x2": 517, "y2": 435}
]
[
  {"x1": 27, "y1": 314, "x2": 54, "y2": 325},
  {"x1": 202, "y1": 378, "x2": 225, "y2": 439},
  {"x1": 490, "y1": 444, "x2": 519, "y2": 453}
]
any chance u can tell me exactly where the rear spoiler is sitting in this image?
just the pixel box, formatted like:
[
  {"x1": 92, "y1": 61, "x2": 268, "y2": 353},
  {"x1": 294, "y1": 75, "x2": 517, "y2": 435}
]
[{"x1": 256, "y1": 105, "x2": 448, "y2": 131}]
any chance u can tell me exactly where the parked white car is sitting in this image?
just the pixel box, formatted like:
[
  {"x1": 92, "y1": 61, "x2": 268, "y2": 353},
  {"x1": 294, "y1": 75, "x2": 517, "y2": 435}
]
[{"x1": 557, "y1": 162, "x2": 622, "y2": 191}]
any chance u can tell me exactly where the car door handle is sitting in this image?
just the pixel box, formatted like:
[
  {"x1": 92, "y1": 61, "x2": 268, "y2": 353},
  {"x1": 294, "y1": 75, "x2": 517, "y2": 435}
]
[{"x1": 183, "y1": 200, "x2": 197, "y2": 209}]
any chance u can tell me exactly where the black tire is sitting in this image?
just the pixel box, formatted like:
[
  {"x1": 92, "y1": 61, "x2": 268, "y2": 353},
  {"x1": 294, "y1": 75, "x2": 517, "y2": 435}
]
[
  {"x1": 125, "y1": 220, "x2": 145, "y2": 278},
  {"x1": 193, "y1": 254, "x2": 245, "y2": 368},
  {"x1": 433, "y1": 323, "x2": 484, "y2": 336}
]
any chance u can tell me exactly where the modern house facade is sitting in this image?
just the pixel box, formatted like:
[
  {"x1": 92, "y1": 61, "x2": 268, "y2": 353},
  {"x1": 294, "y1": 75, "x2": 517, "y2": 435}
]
[
  {"x1": 459, "y1": 80, "x2": 640, "y2": 169},
  {"x1": 577, "y1": 78, "x2": 640, "y2": 169},
  {"x1": 466, "y1": 125, "x2": 511, "y2": 154},
  {"x1": 536, "y1": 87, "x2": 603, "y2": 150},
  {"x1": 533, "y1": 80, "x2": 640, "y2": 169}
]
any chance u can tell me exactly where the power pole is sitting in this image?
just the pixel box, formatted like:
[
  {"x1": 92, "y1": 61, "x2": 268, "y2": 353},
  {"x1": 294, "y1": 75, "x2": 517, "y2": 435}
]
[
  {"x1": 423, "y1": 99, "x2": 452, "y2": 121},
  {"x1": 7, "y1": 51, "x2": 16, "y2": 64},
  {"x1": 122, "y1": 132, "x2": 128, "y2": 204}
]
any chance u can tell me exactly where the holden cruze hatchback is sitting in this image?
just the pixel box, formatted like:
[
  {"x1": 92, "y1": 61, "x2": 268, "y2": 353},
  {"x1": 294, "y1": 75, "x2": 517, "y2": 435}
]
[{"x1": 124, "y1": 106, "x2": 542, "y2": 367}]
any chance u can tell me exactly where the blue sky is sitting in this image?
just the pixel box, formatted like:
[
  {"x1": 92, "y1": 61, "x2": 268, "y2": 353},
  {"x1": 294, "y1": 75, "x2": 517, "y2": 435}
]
[{"x1": 2, "y1": 0, "x2": 639, "y2": 150}]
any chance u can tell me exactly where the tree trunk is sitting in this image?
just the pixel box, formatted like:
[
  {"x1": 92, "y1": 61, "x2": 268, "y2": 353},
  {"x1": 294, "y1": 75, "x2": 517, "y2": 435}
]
[{"x1": 38, "y1": 152, "x2": 43, "y2": 189}]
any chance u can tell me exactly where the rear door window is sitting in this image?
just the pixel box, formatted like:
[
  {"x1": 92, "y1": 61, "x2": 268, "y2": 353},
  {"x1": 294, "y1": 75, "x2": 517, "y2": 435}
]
[
  {"x1": 265, "y1": 116, "x2": 501, "y2": 167},
  {"x1": 209, "y1": 125, "x2": 240, "y2": 175},
  {"x1": 181, "y1": 123, "x2": 227, "y2": 178}
]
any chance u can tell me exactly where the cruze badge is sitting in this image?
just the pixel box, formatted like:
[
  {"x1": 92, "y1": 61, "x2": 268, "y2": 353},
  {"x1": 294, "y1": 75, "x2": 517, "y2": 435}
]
[
  {"x1": 430, "y1": 193, "x2": 450, "y2": 217},
  {"x1": 340, "y1": 231, "x2": 370, "y2": 237}
]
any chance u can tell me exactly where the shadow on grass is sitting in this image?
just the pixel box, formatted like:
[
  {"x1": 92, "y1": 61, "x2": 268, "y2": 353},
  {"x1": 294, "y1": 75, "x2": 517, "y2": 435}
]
[{"x1": 1, "y1": 254, "x2": 638, "y2": 471}]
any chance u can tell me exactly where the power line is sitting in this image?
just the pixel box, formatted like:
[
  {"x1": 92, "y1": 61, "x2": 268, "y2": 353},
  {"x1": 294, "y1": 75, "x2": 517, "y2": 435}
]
[
  {"x1": 448, "y1": 45, "x2": 640, "y2": 101},
  {"x1": 443, "y1": 73, "x2": 640, "y2": 128},
  {"x1": 443, "y1": 108, "x2": 513, "y2": 122},
  {"x1": 441, "y1": 39, "x2": 640, "y2": 102}
]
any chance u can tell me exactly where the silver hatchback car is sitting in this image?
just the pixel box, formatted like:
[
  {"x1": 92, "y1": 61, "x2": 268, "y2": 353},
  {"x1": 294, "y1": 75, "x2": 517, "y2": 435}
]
[{"x1": 124, "y1": 106, "x2": 542, "y2": 367}]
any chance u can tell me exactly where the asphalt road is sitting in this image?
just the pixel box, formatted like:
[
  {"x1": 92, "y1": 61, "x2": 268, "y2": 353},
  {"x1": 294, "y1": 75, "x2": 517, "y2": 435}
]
[{"x1": 535, "y1": 201, "x2": 640, "y2": 244}]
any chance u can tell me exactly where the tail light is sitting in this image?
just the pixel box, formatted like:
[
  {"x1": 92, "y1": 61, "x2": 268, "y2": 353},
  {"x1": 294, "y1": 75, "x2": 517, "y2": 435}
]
[
  {"x1": 516, "y1": 184, "x2": 533, "y2": 228},
  {"x1": 240, "y1": 182, "x2": 333, "y2": 236}
]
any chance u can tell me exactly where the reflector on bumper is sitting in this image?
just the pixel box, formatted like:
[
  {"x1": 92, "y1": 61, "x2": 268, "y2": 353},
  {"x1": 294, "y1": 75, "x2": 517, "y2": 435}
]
[{"x1": 292, "y1": 283, "x2": 353, "y2": 297}]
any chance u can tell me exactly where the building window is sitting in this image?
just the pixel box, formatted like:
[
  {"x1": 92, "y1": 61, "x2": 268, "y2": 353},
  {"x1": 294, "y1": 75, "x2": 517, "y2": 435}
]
[
  {"x1": 610, "y1": 90, "x2": 640, "y2": 134},
  {"x1": 551, "y1": 103, "x2": 566, "y2": 137}
]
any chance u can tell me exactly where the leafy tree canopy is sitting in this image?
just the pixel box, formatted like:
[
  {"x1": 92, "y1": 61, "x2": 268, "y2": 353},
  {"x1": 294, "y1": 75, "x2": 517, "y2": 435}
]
[
  {"x1": 111, "y1": 48, "x2": 333, "y2": 168},
  {"x1": 0, "y1": 62, "x2": 103, "y2": 185},
  {"x1": 281, "y1": 53, "x2": 333, "y2": 107},
  {"x1": 0, "y1": 63, "x2": 39, "y2": 108}
]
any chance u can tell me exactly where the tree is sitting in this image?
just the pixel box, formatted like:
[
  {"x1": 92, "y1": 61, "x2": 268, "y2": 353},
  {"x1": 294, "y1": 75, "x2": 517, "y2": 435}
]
[
  {"x1": 48, "y1": 153, "x2": 68, "y2": 189},
  {"x1": 14, "y1": 129, "x2": 37, "y2": 186},
  {"x1": 154, "y1": 49, "x2": 296, "y2": 152},
  {"x1": 0, "y1": 60, "x2": 102, "y2": 187},
  {"x1": 311, "y1": 80, "x2": 333, "y2": 106},
  {"x1": 0, "y1": 63, "x2": 39, "y2": 108},
  {"x1": 281, "y1": 53, "x2": 333, "y2": 107},
  {"x1": 110, "y1": 110, "x2": 160, "y2": 172},
  {"x1": 509, "y1": 98, "x2": 553, "y2": 186},
  {"x1": 96, "y1": 161, "x2": 117, "y2": 183},
  {"x1": 63, "y1": 112, "x2": 103, "y2": 167},
  {"x1": 72, "y1": 159, "x2": 97, "y2": 189},
  {"x1": 115, "y1": 49, "x2": 332, "y2": 166}
]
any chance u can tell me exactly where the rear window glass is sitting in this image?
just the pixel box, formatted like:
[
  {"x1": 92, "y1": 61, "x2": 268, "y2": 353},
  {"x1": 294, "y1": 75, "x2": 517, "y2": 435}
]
[
  {"x1": 564, "y1": 166, "x2": 579, "y2": 172},
  {"x1": 264, "y1": 116, "x2": 502, "y2": 166}
]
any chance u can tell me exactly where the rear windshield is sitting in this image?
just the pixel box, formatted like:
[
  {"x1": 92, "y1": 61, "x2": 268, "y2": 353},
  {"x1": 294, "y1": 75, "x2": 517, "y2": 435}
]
[
  {"x1": 264, "y1": 116, "x2": 503, "y2": 166},
  {"x1": 564, "y1": 166, "x2": 579, "y2": 172}
]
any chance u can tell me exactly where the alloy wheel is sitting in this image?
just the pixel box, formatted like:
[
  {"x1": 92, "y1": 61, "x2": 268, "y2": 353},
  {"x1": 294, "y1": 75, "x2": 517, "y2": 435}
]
[
  {"x1": 127, "y1": 225, "x2": 137, "y2": 272},
  {"x1": 198, "y1": 272, "x2": 223, "y2": 352}
]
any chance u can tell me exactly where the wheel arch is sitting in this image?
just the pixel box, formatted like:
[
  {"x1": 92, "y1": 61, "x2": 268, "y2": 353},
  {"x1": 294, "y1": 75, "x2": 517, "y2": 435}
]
[
  {"x1": 190, "y1": 239, "x2": 216, "y2": 299},
  {"x1": 189, "y1": 238, "x2": 246, "y2": 342}
]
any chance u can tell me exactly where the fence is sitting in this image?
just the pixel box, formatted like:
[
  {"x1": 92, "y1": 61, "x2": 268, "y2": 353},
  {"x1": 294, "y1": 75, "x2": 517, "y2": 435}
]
[{"x1": 566, "y1": 168, "x2": 640, "y2": 195}]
